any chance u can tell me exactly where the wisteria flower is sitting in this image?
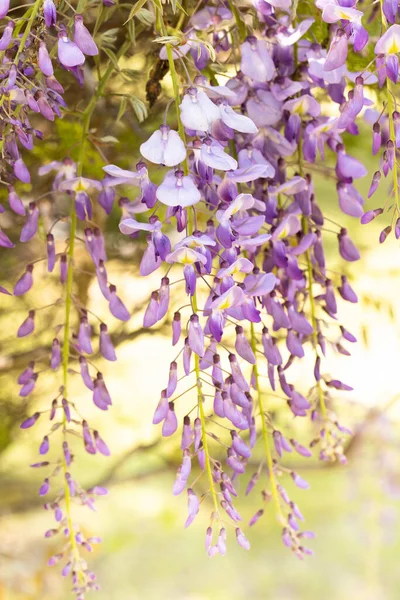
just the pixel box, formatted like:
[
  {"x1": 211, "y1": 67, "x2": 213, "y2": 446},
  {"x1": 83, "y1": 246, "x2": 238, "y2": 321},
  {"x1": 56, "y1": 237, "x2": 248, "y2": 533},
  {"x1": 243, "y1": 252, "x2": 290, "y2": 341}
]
[
  {"x1": 375, "y1": 24, "x2": 400, "y2": 82},
  {"x1": 180, "y1": 88, "x2": 220, "y2": 132},
  {"x1": 140, "y1": 126, "x2": 186, "y2": 166},
  {"x1": 156, "y1": 170, "x2": 201, "y2": 207},
  {"x1": 199, "y1": 139, "x2": 238, "y2": 170},
  {"x1": 240, "y1": 37, "x2": 275, "y2": 82},
  {"x1": 322, "y1": 3, "x2": 363, "y2": 24},
  {"x1": 74, "y1": 14, "x2": 98, "y2": 56},
  {"x1": 58, "y1": 30, "x2": 85, "y2": 68}
]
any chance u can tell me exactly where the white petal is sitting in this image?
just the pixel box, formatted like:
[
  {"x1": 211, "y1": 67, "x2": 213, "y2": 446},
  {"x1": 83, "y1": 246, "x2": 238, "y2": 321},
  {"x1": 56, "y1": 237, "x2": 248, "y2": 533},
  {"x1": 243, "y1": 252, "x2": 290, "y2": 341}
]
[
  {"x1": 283, "y1": 95, "x2": 321, "y2": 117},
  {"x1": 246, "y1": 92, "x2": 282, "y2": 127},
  {"x1": 103, "y1": 164, "x2": 139, "y2": 179},
  {"x1": 180, "y1": 94, "x2": 210, "y2": 132},
  {"x1": 200, "y1": 143, "x2": 238, "y2": 171},
  {"x1": 217, "y1": 257, "x2": 254, "y2": 277},
  {"x1": 221, "y1": 193, "x2": 255, "y2": 220},
  {"x1": 38, "y1": 161, "x2": 63, "y2": 176},
  {"x1": 166, "y1": 247, "x2": 206, "y2": 264},
  {"x1": 58, "y1": 177, "x2": 102, "y2": 192},
  {"x1": 180, "y1": 90, "x2": 220, "y2": 132},
  {"x1": 163, "y1": 130, "x2": 187, "y2": 166},
  {"x1": 226, "y1": 78, "x2": 249, "y2": 106},
  {"x1": 140, "y1": 130, "x2": 165, "y2": 164},
  {"x1": 58, "y1": 177, "x2": 80, "y2": 191},
  {"x1": 267, "y1": 0, "x2": 291, "y2": 8},
  {"x1": 220, "y1": 105, "x2": 258, "y2": 134},
  {"x1": 228, "y1": 164, "x2": 274, "y2": 182},
  {"x1": 277, "y1": 18, "x2": 314, "y2": 47},
  {"x1": 240, "y1": 40, "x2": 275, "y2": 83},
  {"x1": 119, "y1": 218, "x2": 157, "y2": 234},
  {"x1": 156, "y1": 172, "x2": 201, "y2": 207},
  {"x1": 245, "y1": 273, "x2": 276, "y2": 296},
  {"x1": 322, "y1": 4, "x2": 362, "y2": 24},
  {"x1": 274, "y1": 176, "x2": 307, "y2": 195},
  {"x1": 122, "y1": 201, "x2": 149, "y2": 215},
  {"x1": 375, "y1": 24, "x2": 400, "y2": 54},
  {"x1": 202, "y1": 83, "x2": 236, "y2": 99},
  {"x1": 271, "y1": 79, "x2": 305, "y2": 101},
  {"x1": 235, "y1": 233, "x2": 271, "y2": 247},
  {"x1": 176, "y1": 234, "x2": 216, "y2": 248},
  {"x1": 197, "y1": 90, "x2": 221, "y2": 126},
  {"x1": 211, "y1": 286, "x2": 245, "y2": 310}
]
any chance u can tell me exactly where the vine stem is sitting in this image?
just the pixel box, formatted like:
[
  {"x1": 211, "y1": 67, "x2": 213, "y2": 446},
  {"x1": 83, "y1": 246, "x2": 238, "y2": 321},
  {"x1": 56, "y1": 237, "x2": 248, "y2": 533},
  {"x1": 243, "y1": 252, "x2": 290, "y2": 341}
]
[
  {"x1": 387, "y1": 80, "x2": 399, "y2": 211},
  {"x1": 298, "y1": 132, "x2": 328, "y2": 421},
  {"x1": 250, "y1": 323, "x2": 284, "y2": 525},
  {"x1": 159, "y1": 10, "x2": 219, "y2": 517},
  {"x1": 227, "y1": 0, "x2": 247, "y2": 42},
  {"x1": 197, "y1": 363, "x2": 220, "y2": 518},
  {"x1": 161, "y1": 22, "x2": 188, "y2": 176},
  {"x1": 302, "y1": 224, "x2": 328, "y2": 421},
  {"x1": 60, "y1": 38, "x2": 131, "y2": 570},
  {"x1": 0, "y1": 0, "x2": 42, "y2": 112},
  {"x1": 61, "y1": 203, "x2": 80, "y2": 566},
  {"x1": 14, "y1": 0, "x2": 42, "y2": 63}
]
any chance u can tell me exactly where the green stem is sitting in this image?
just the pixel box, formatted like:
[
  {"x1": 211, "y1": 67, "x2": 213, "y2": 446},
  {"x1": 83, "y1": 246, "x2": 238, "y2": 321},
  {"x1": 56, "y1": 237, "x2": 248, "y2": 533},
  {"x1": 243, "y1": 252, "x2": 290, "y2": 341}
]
[
  {"x1": 197, "y1": 366, "x2": 220, "y2": 518},
  {"x1": 250, "y1": 323, "x2": 284, "y2": 524},
  {"x1": 60, "y1": 39, "x2": 130, "y2": 570},
  {"x1": 227, "y1": 0, "x2": 247, "y2": 42},
  {"x1": 190, "y1": 226, "x2": 219, "y2": 517},
  {"x1": 76, "y1": 0, "x2": 87, "y2": 13},
  {"x1": 298, "y1": 127, "x2": 327, "y2": 421},
  {"x1": 159, "y1": 10, "x2": 219, "y2": 514},
  {"x1": 61, "y1": 136, "x2": 80, "y2": 572},
  {"x1": 159, "y1": 15, "x2": 188, "y2": 175},
  {"x1": 302, "y1": 217, "x2": 328, "y2": 421},
  {"x1": 176, "y1": 0, "x2": 187, "y2": 30},
  {"x1": 14, "y1": 0, "x2": 42, "y2": 64}
]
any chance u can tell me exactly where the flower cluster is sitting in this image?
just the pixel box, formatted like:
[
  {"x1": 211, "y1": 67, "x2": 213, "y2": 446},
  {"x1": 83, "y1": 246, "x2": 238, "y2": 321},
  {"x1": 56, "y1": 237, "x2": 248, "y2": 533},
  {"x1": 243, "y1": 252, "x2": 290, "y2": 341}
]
[
  {"x1": 0, "y1": 0, "x2": 98, "y2": 228},
  {"x1": 104, "y1": 0, "x2": 365, "y2": 559},
  {"x1": 3, "y1": 0, "x2": 397, "y2": 596},
  {"x1": 1, "y1": 0, "x2": 127, "y2": 597}
]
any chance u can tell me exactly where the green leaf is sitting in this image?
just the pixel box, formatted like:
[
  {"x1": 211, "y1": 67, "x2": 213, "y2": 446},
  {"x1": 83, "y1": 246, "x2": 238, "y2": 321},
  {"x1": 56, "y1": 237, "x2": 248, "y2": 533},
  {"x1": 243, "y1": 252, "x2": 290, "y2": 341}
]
[
  {"x1": 169, "y1": 0, "x2": 188, "y2": 13},
  {"x1": 121, "y1": 68, "x2": 141, "y2": 82},
  {"x1": 100, "y1": 135, "x2": 120, "y2": 144},
  {"x1": 129, "y1": 96, "x2": 148, "y2": 123},
  {"x1": 98, "y1": 27, "x2": 120, "y2": 50},
  {"x1": 127, "y1": 18, "x2": 136, "y2": 44},
  {"x1": 175, "y1": 1, "x2": 188, "y2": 15},
  {"x1": 135, "y1": 7, "x2": 155, "y2": 26},
  {"x1": 124, "y1": 0, "x2": 148, "y2": 24},
  {"x1": 117, "y1": 96, "x2": 128, "y2": 123},
  {"x1": 308, "y1": 19, "x2": 328, "y2": 47},
  {"x1": 151, "y1": 0, "x2": 163, "y2": 12},
  {"x1": 103, "y1": 47, "x2": 120, "y2": 70},
  {"x1": 200, "y1": 39, "x2": 216, "y2": 62},
  {"x1": 346, "y1": 42, "x2": 376, "y2": 71},
  {"x1": 153, "y1": 35, "x2": 181, "y2": 45},
  {"x1": 297, "y1": 1, "x2": 328, "y2": 46}
]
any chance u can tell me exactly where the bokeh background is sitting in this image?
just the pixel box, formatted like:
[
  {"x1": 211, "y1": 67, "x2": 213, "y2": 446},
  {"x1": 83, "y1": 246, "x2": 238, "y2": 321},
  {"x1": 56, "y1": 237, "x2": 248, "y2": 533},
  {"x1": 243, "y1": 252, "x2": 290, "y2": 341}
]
[{"x1": 1, "y1": 50, "x2": 400, "y2": 600}]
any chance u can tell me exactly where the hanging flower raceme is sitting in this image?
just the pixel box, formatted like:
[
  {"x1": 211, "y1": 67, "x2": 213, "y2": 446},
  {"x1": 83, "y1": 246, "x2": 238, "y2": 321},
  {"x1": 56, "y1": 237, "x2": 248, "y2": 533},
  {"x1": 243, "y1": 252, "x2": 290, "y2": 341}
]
[
  {"x1": 8, "y1": 0, "x2": 393, "y2": 594},
  {"x1": 95, "y1": 0, "x2": 370, "y2": 563},
  {"x1": 6, "y1": 2, "x2": 125, "y2": 596}
]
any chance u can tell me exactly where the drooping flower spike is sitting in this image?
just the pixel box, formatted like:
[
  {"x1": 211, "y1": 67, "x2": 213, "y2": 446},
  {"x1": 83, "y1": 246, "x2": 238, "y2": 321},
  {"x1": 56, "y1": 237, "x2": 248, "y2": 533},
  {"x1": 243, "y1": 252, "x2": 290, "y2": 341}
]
[{"x1": 8, "y1": 0, "x2": 397, "y2": 594}]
